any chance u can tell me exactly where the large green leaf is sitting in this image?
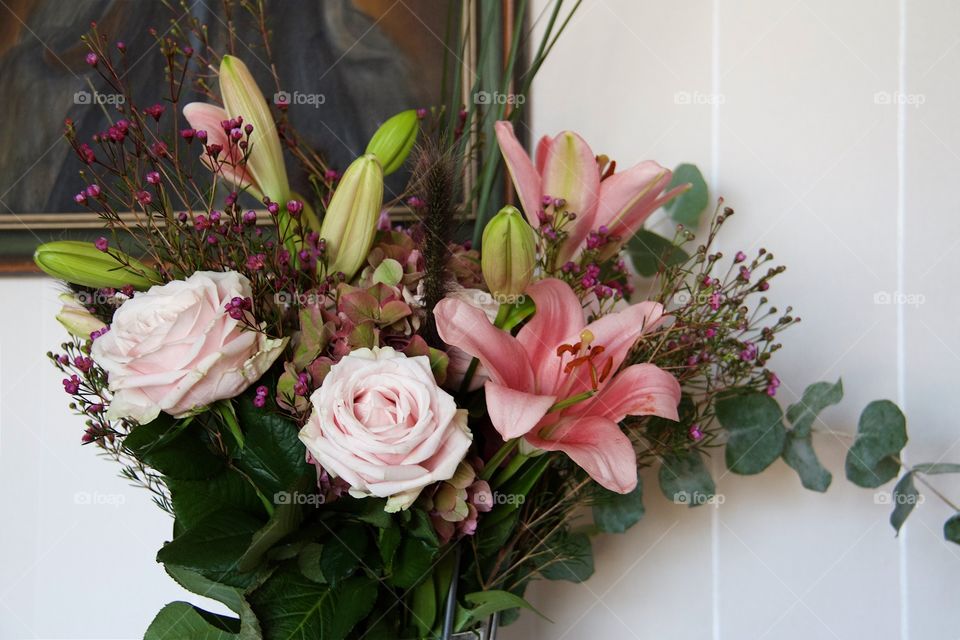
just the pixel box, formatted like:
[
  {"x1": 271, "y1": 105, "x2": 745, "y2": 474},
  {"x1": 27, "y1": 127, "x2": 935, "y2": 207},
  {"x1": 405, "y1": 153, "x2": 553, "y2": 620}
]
[
  {"x1": 592, "y1": 481, "x2": 645, "y2": 534},
  {"x1": 157, "y1": 510, "x2": 265, "y2": 586},
  {"x1": 539, "y1": 532, "x2": 594, "y2": 583},
  {"x1": 659, "y1": 450, "x2": 715, "y2": 506},
  {"x1": 319, "y1": 523, "x2": 370, "y2": 586},
  {"x1": 124, "y1": 416, "x2": 224, "y2": 480},
  {"x1": 249, "y1": 569, "x2": 377, "y2": 640},
  {"x1": 717, "y1": 392, "x2": 786, "y2": 475},
  {"x1": 663, "y1": 163, "x2": 709, "y2": 227},
  {"x1": 234, "y1": 398, "x2": 312, "y2": 497},
  {"x1": 626, "y1": 229, "x2": 689, "y2": 277},
  {"x1": 144, "y1": 602, "x2": 243, "y2": 640},
  {"x1": 845, "y1": 400, "x2": 907, "y2": 488},
  {"x1": 782, "y1": 432, "x2": 832, "y2": 492},
  {"x1": 239, "y1": 501, "x2": 304, "y2": 572},
  {"x1": 164, "y1": 566, "x2": 263, "y2": 639},
  {"x1": 167, "y1": 471, "x2": 266, "y2": 531},
  {"x1": 388, "y1": 535, "x2": 438, "y2": 589},
  {"x1": 458, "y1": 590, "x2": 546, "y2": 630}
]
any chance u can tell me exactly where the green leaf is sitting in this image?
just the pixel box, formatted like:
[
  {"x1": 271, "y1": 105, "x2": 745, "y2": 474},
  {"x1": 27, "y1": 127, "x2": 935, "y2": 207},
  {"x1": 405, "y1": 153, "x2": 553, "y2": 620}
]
[
  {"x1": 410, "y1": 571, "x2": 436, "y2": 637},
  {"x1": 890, "y1": 472, "x2": 919, "y2": 535},
  {"x1": 214, "y1": 400, "x2": 245, "y2": 449},
  {"x1": 124, "y1": 416, "x2": 224, "y2": 480},
  {"x1": 296, "y1": 543, "x2": 326, "y2": 584},
  {"x1": 717, "y1": 392, "x2": 786, "y2": 475},
  {"x1": 592, "y1": 481, "x2": 645, "y2": 534},
  {"x1": 157, "y1": 510, "x2": 265, "y2": 586},
  {"x1": 249, "y1": 569, "x2": 377, "y2": 640},
  {"x1": 460, "y1": 590, "x2": 547, "y2": 628},
  {"x1": 319, "y1": 524, "x2": 369, "y2": 586},
  {"x1": 234, "y1": 398, "x2": 312, "y2": 497},
  {"x1": 944, "y1": 513, "x2": 960, "y2": 545},
  {"x1": 388, "y1": 535, "x2": 437, "y2": 589},
  {"x1": 163, "y1": 566, "x2": 263, "y2": 639},
  {"x1": 782, "y1": 431, "x2": 832, "y2": 492},
  {"x1": 168, "y1": 471, "x2": 266, "y2": 531},
  {"x1": 913, "y1": 463, "x2": 960, "y2": 475},
  {"x1": 659, "y1": 450, "x2": 715, "y2": 506},
  {"x1": 540, "y1": 532, "x2": 594, "y2": 583},
  {"x1": 144, "y1": 602, "x2": 241, "y2": 640},
  {"x1": 238, "y1": 501, "x2": 304, "y2": 572},
  {"x1": 663, "y1": 163, "x2": 708, "y2": 226},
  {"x1": 845, "y1": 400, "x2": 908, "y2": 488},
  {"x1": 786, "y1": 379, "x2": 844, "y2": 437},
  {"x1": 626, "y1": 229, "x2": 689, "y2": 277},
  {"x1": 377, "y1": 526, "x2": 402, "y2": 574}
]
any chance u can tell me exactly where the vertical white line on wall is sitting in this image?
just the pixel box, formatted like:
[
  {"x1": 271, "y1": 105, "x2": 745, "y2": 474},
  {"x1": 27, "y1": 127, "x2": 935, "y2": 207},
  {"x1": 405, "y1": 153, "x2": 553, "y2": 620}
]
[
  {"x1": 710, "y1": 2, "x2": 721, "y2": 640},
  {"x1": 896, "y1": 1, "x2": 909, "y2": 638}
]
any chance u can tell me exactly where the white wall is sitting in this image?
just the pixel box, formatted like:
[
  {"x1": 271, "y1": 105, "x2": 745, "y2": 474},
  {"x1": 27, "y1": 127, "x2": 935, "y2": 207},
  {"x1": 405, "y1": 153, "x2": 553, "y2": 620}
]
[
  {"x1": 506, "y1": 1, "x2": 960, "y2": 639},
  {"x1": 1, "y1": 1, "x2": 958, "y2": 638}
]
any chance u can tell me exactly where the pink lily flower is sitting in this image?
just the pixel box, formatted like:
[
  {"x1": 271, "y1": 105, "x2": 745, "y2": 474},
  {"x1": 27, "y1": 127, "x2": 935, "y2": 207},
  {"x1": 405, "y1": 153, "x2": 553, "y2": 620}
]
[
  {"x1": 435, "y1": 278, "x2": 681, "y2": 493},
  {"x1": 495, "y1": 121, "x2": 688, "y2": 263}
]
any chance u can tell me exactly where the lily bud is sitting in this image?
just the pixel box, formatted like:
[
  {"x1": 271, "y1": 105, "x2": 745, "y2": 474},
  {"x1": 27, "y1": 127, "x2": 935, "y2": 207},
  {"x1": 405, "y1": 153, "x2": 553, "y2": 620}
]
[
  {"x1": 219, "y1": 55, "x2": 289, "y2": 205},
  {"x1": 365, "y1": 110, "x2": 419, "y2": 175},
  {"x1": 481, "y1": 205, "x2": 536, "y2": 300},
  {"x1": 55, "y1": 293, "x2": 107, "y2": 338},
  {"x1": 319, "y1": 154, "x2": 384, "y2": 279},
  {"x1": 34, "y1": 241, "x2": 160, "y2": 290}
]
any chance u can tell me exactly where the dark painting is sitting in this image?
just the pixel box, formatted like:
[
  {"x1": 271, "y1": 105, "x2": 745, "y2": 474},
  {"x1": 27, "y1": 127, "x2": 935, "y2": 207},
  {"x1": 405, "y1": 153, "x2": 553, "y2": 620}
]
[{"x1": 0, "y1": 0, "x2": 462, "y2": 264}]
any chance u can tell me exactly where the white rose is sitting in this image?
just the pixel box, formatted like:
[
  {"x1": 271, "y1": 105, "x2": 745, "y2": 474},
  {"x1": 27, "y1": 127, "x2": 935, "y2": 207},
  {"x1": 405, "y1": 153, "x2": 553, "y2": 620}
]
[
  {"x1": 299, "y1": 346, "x2": 472, "y2": 512},
  {"x1": 91, "y1": 270, "x2": 286, "y2": 423}
]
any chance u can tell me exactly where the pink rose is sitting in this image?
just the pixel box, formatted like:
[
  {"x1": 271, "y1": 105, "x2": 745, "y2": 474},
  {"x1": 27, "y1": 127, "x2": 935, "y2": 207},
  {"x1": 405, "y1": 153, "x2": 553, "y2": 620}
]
[
  {"x1": 299, "y1": 346, "x2": 472, "y2": 512},
  {"x1": 91, "y1": 271, "x2": 286, "y2": 423}
]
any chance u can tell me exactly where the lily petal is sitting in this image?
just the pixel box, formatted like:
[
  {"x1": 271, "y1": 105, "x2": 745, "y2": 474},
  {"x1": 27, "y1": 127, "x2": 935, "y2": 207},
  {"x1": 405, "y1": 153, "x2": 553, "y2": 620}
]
[
  {"x1": 435, "y1": 297, "x2": 535, "y2": 392},
  {"x1": 535, "y1": 135, "x2": 552, "y2": 174},
  {"x1": 484, "y1": 381, "x2": 557, "y2": 440},
  {"x1": 183, "y1": 102, "x2": 259, "y2": 194},
  {"x1": 527, "y1": 415, "x2": 638, "y2": 493},
  {"x1": 581, "y1": 363, "x2": 681, "y2": 422},
  {"x1": 495, "y1": 121, "x2": 543, "y2": 228},
  {"x1": 517, "y1": 278, "x2": 585, "y2": 393},
  {"x1": 580, "y1": 300, "x2": 665, "y2": 373},
  {"x1": 595, "y1": 160, "x2": 670, "y2": 235},
  {"x1": 542, "y1": 131, "x2": 600, "y2": 263}
]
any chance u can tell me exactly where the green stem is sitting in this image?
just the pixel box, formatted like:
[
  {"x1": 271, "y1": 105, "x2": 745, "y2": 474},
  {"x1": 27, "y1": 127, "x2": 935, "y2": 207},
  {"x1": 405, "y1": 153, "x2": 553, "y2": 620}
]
[
  {"x1": 480, "y1": 438, "x2": 519, "y2": 481},
  {"x1": 492, "y1": 452, "x2": 529, "y2": 488}
]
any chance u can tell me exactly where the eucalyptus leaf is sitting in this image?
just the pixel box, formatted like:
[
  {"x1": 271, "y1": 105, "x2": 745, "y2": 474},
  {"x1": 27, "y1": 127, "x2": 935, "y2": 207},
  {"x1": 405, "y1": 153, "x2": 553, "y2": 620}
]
[
  {"x1": 659, "y1": 450, "x2": 715, "y2": 506},
  {"x1": 845, "y1": 400, "x2": 907, "y2": 488},
  {"x1": 786, "y1": 379, "x2": 843, "y2": 437},
  {"x1": 626, "y1": 229, "x2": 689, "y2": 277},
  {"x1": 540, "y1": 532, "x2": 594, "y2": 583},
  {"x1": 663, "y1": 163, "x2": 708, "y2": 226},
  {"x1": 716, "y1": 392, "x2": 786, "y2": 475},
  {"x1": 945, "y1": 513, "x2": 960, "y2": 545},
  {"x1": 592, "y1": 481, "x2": 645, "y2": 534},
  {"x1": 890, "y1": 472, "x2": 919, "y2": 535}
]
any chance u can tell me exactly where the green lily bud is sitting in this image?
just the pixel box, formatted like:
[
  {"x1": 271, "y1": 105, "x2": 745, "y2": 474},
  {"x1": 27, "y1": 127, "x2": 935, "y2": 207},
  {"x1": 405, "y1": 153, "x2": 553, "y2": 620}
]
[
  {"x1": 364, "y1": 110, "x2": 419, "y2": 176},
  {"x1": 34, "y1": 241, "x2": 160, "y2": 290},
  {"x1": 320, "y1": 154, "x2": 384, "y2": 280},
  {"x1": 481, "y1": 205, "x2": 537, "y2": 300},
  {"x1": 56, "y1": 293, "x2": 107, "y2": 338}
]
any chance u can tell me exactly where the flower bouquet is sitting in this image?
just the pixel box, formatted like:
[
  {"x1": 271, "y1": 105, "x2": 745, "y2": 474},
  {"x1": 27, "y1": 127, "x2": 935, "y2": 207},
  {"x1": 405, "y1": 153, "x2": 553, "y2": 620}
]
[{"x1": 35, "y1": 4, "x2": 960, "y2": 640}]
